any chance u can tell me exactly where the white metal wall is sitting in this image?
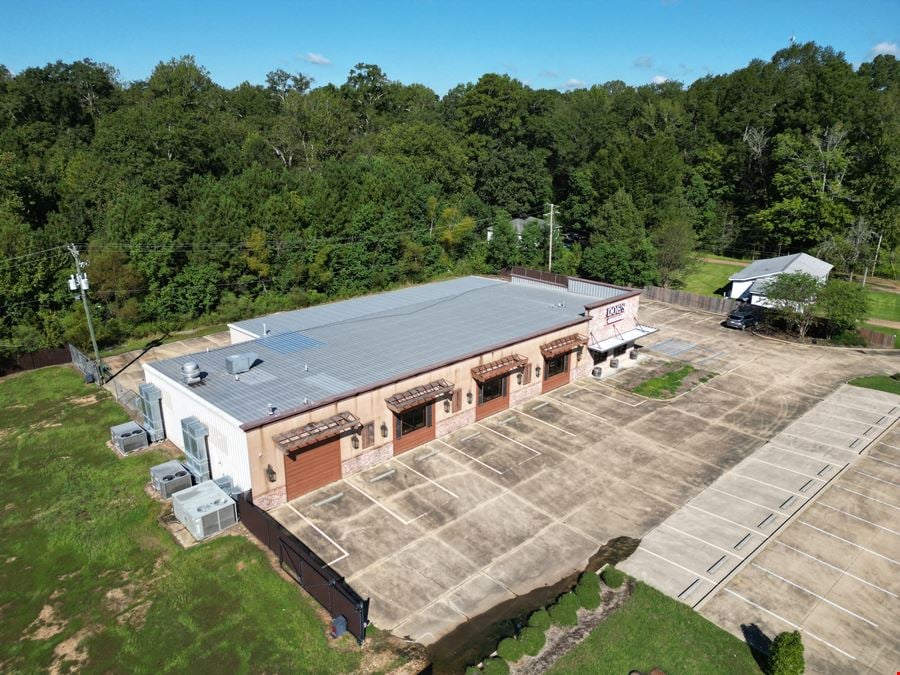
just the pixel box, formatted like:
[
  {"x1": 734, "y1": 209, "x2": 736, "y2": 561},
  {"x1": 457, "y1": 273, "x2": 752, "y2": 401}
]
[
  {"x1": 143, "y1": 365, "x2": 252, "y2": 490},
  {"x1": 228, "y1": 325, "x2": 256, "y2": 344}
]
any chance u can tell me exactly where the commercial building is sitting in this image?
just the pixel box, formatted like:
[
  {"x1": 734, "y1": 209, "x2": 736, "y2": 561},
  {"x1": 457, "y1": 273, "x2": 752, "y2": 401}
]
[
  {"x1": 727, "y1": 252, "x2": 832, "y2": 307},
  {"x1": 143, "y1": 268, "x2": 655, "y2": 510}
]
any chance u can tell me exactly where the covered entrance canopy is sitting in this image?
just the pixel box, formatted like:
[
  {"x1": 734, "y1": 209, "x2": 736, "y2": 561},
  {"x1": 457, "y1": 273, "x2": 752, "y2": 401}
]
[
  {"x1": 471, "y1": 354, "x2": 528, "y2": 382},
  {"x1": 540, "y1": 333, "x2": 588, "y2": 359},
  {"x1": 588, "y1": 325, "x2": 658, "y2": 353},
  {"x1": 274, "y1": 411, "x2": 361, "y2": 455},
  {"x1": 386, "y1": 379, "x2": 454, "y2": 413}
]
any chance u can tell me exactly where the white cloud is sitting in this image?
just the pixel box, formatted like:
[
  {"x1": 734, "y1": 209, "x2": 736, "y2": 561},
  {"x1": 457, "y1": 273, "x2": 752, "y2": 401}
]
[
  {"x1": 563, "y1": 78, "x2": 585, "y2": 90},
  {"x1": 634, "y1": 55, "x2": 653, "y2": 69},
  {"x1": 539, "y1": 70, "x2": 559, "y2": 79},
  {"x1": 870, "y1": 41, "x2": 898, "y2": 57},
  {"x1": 651, "y1": 75, "x2": 669, "y2": 84},
  {"x1": 300, "y1": 52, "x2": 331, "y2": 65}
]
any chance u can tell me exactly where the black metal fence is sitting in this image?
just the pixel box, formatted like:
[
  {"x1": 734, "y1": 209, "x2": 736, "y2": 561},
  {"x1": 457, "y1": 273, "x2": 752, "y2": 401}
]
[
  {"x1": 0, "y1": 346, "x2": 70, "y2": 377},
  {"x1": 235, "y1": 492, "x2": 369, "y2": 643}
]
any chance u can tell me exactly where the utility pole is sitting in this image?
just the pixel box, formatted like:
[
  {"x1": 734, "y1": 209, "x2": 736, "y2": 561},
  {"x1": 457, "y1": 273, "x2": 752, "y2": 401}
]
[
  {"x1": 872, "y1": 230, "x2": 884, "y2": 273},
  {"x1": 546, "y1": 203, "x2": 558, "y2": 272},
  {"x1": 67, "y1": 243, "x2": 103, "y2": 385}
]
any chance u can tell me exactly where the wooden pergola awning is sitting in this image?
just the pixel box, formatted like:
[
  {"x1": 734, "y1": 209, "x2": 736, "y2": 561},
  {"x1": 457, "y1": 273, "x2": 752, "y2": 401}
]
[
  {"x1": 273, "y1": 411, "x2": 361, "y2": 454},
  {"x1": 386, "y1": 379, "x2": 454, "y2": 413},
  {"x1": 471, "y1": 354, "x2": 528, "y2": 383},
  {"x1": 540, "y1": 333, "x2": 588, "y2": 359}
]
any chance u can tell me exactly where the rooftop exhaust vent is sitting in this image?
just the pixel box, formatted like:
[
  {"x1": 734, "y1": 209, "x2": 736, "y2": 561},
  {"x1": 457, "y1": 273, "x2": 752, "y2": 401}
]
[
  {"x1": 181, "y1": 361, "x2": 203, "y2": 385},
  {"x1": 225, "y1": 352, "x2": 259, "y2": 375}
]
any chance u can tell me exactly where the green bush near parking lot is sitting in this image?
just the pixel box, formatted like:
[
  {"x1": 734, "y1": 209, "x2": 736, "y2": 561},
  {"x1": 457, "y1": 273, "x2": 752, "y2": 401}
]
[
  {"x1": 575, "y1": 571, "x2": 601, "y2": 609},
  {"x1": 519, "y1": 626, "x2": 546, "y2": 656},
  {"x1": 497, "y1": 636, "x2": 524, "y2": 662},
  {"x1": 632, "y1": 364, "x2": 697, "y2": 398},
  {"x1": 601, "y1": 566, "x2": 626, "y2": 589},
  {"x1": 549, "y1": 591, "x2": 580, "y2": 626},
  {"x1": 528, "y1": 608, "x2": 551, "y2": 629},
  {"x1": 482, "y1": 656, "x2": 510, "y2": 675},
  {"x1": 768, "y1": 631, "x2": 804, "y2": 675}
]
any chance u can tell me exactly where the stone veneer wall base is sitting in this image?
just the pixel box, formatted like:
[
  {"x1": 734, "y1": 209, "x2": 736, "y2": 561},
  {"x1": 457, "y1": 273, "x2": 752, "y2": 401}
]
[
  {"x1": 254, "y1": 485, "x2": 286, "y2": 511},
  {"x1": 342, "y1": 443, "x2": 394, "y2": 477}
]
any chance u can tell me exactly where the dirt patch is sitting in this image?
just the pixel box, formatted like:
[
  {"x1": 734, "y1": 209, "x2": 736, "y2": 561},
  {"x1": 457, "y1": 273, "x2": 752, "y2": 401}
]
[
  {"x1": 512, "y1": 582, "x2": 633, "y2": 675},
  {"x1": 236, "y1": 561, "x2": 247, "y2": 572},
  {"x1": 117, "y1": 601, "x2": 150, "y2": 628},
  {"x1": 104, "y1": 585, "x2": 138, "y2": 615},
  {"x1": 50, "y1": 627, "x2": 93, "y2": 675},
  {"x1": 66, "y1": 395, "x2": 99, "y2": 407},
  {"x1": 24, "y1": 604, "x2": 66, "y2": 640},
  {"x1": 28, "y1": 420, "x2": 62, "y2": 431}
]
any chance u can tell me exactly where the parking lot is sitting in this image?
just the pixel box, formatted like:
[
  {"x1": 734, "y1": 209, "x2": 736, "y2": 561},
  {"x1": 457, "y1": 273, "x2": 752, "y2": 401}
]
[{"x1": 269, "y1": 300, "x2": 900, "y2": 647}]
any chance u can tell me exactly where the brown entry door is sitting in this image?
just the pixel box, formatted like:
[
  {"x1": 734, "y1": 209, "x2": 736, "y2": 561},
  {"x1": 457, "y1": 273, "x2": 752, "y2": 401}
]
[
  {"x1": 393, "y1": 403, "x2": 435, "y2": 454},
  {"x1": 284, "y1": 437, "x2": 342, "y2": 500},
  {"x1": 476, "y1": 374, "x2": 510, "y2": 421},
  {"x1": 541, "y1": 352, "x2": 571, "y2": 393}
]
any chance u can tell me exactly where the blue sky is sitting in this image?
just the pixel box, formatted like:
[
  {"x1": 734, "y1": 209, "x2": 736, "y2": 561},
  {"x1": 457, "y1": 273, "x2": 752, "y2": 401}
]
[{"x1": 1, "y1": 0, "x2": 897, "y2": 93}]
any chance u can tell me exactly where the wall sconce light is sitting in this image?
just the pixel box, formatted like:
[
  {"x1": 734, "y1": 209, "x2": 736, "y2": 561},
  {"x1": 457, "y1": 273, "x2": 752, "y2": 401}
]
[
  {"x1": 535, "y1": 366, "x2": 542, "y2": 378},
  {"x1": 265, "y1": 464, "x2": 276, "y2": 483},
  {"x1": 466, "y1": 391, "x2": 473, "y2": 404},
  {"x1": 351, "y1": 435, "x2": 360, "y2": 449},
  {"x1": 444, "y1": 399, "x2": 451, "y2": 413},
  {"x1": 381, "y1": 421, "x2": 389, "y2": 438},
  {"x1": 516, "y1": 372, "x2": 523, "y2": 385},
  {"x1": 576, "y1": 346, "x2": 584, "y2": 362}
]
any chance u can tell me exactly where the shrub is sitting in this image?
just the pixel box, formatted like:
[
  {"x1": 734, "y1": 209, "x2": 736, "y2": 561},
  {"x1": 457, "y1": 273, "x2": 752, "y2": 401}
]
[
  {"x1": 527, "y1": 608, "x2": 551, "y2": 630},
  {"x1": 549, "y1": 592, "x2": 579, "y2": 626},
  {"x1": 482, "y1": 657, "x2": 510, "y2": 675},
  {"x1": 464, "y1": 667, "x2": 481, "y2": 675},
  {"x1": 575, "y1": 571, "x2": 601, "y2": 609},
  {"x1": 601, "y1": 566, "x2": 625, "y2": 589},
  {"x1": 769, "y1": 630, "x2": 804, "y2": 675},
  {"x1": 518, "y1": 626, "x2": 546, "y2": 656},
  {"x1": 496, "y1": 636, "x2": 524, "y2": 662}
]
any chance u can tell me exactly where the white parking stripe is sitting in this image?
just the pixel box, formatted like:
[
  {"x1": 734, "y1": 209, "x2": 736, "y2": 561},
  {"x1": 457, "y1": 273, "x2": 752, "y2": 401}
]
[
  {"x1": 393, "y1": 458, "x2": 459, "y2": 499},
  {"x1": 512, "y1": 409, "x2": 578, "y2": 437},
  {"x1": 774, "y1": 541, "x2": 898, "y2": 598},
  {"x1": 436, "y1": 438, "x2": 505, "y2": 475},
  {"x1": 708, "y1": 485, "x2": 795, "y2": 512},
  {"x1": 286, "y1": 503, "x2": 350, "y2": 565},
  {"x1": 780, "y1": 431, "x2": 863, "y2": 452},
  {"x1": 798, "y1": 521, "x2": 900, "y2": 566},
  {"x1": 836, "y1": 485, "x2": 900, "y2": 511},
  {"x1": 766, "y1": 442, "x2": 854, "y2": 465},
  {"x1": 686, "y1": 503, "x2": 758, "y2": 533},
  {"x1": 750, "y1": 563, "x2": 878, "y2": 627},
  {"x1": 637, "y1": 546, "x2": 716, "y2": 583},
  {"x1": 816, "y1": 502, "x2": 900, "y2": 536},
  {"x1": 548, "y1": 395, "x2": 609, "y2": 422},
  {"x1": 853, "y1": 469, "x2": 900, "y2": 488},
  {"x1": 729, "y1": 469, "x2": 814, "y2": 497},
  {"x1": 659, "y1": 523, "x2": 744, "y2": 558},
  {"x1": 867, "y1": 455, "x2": 900, "y2": 470},
  {"x1": 748, "y1": 456, "x2": 821, "y2": 480},
  {"x1": 723, "y1": 589, "x2": 858, "y2": 661},
  {"x1": 345, "y1": 481, "x2": 425, "y2": 525},
  {"x1": 476, "y1": 422, "x2": 542, "y2": 455}
]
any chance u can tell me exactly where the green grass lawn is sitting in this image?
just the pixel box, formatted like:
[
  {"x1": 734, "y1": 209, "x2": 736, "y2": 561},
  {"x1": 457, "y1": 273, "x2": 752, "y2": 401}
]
[
  {"x1": 679, "y1": 261, "x2": 738, "y2": 297},
  {"x1": 0, "y1": 367, "x2": 363, "y2": 674},
  {"x1": 548, "y1": 582, "x2": 762, "y2": 675},
  {"x1": 848, "y1": 374, "x2": 900, "y2": 395},
  {"x1": 864, "y1": 289, "x2": 900, "y2": 323},
  {"x1": 632, "y1": 365, "x2": 697, "y2": 398}
]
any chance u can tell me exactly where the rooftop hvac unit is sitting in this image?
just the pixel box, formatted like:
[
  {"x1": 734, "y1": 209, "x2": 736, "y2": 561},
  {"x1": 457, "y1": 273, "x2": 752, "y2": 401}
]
[
  {"x1": 138, "y1": 382, "x2": 165, "y2": 442},
  {"x1": 110, "y1": 421, "x2": 149, "y2": 454},
  {"x1": 172, "y1": 481, "x2": 238, "y2": 541},
  {"x1": 149, "y1": 460, "x2": 193, "y2": 499},
  {"x1": 225, "y1": 352, "x2": 258, "y2": 375}
]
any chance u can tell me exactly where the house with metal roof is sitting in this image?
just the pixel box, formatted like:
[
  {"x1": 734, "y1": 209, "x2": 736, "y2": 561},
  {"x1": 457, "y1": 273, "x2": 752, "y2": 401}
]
[
  {"x1": 727, "y1": 253, "x2": 833, "y2": 307},
  {"x1": 142, "y1": 268, "x2": 655, "y2": 510}
]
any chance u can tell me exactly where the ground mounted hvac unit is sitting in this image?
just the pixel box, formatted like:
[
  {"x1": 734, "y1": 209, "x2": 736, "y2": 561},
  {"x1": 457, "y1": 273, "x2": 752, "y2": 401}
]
[
  {"x1": 180, "y1": 416, "x2": 210, "y2": 483},
  {"x1": 138, "y1": 382, "x2": 165, "y2": 442},
  {"x1": 172, "y1": 481, "x2": 238, "y2": 541},
  {"x1": 110, "y1": 421, "x2": 149, "y2": 454},
  {"x1": 150, "y1": 460, "x2": 193, "y2": 499},
  {"x1": 213, "y1": 475, "x2": 242, "y2": 499}
]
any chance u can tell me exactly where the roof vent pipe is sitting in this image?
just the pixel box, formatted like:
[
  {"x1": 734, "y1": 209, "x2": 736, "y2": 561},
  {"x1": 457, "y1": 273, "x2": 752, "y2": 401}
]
[
  {"x1": 181, "y1": 361, "x2": 202, "y2": 386},
  {"x1": 267, "y1": 403, "x2": 276, "y2": 415},
  {"x1": 263, "y1": 322, "x2": 268, "y2": 336}
]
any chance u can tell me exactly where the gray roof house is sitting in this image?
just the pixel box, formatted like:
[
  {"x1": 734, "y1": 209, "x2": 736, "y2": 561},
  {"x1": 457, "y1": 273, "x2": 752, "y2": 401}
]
[
  {"x1": 486, "y1": 216, "x2": 546, "y2": 241},
  {"x1": 727, "y1": 253, "x2": 833, "y2": 306}
]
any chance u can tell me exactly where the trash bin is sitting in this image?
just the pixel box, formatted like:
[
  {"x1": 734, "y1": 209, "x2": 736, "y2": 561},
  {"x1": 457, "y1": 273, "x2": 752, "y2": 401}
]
[{"x1": 330, "y1": 615, "x2": 347, "y2": 638}]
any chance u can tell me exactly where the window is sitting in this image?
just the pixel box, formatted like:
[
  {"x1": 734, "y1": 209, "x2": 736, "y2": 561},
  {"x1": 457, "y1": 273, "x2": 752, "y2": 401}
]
[
  {"x1": 362, "y1": 422, "x2": 375, "y2": 448},
  {"x1": 395, "y1": 404, "x2": 432, "y2": 438},
  {"x1": 452, "y1": 388, "x2": 462, "y2": 412},
  {"x1": 544, "y1": 353, "x2": 569, "y2": 379},
  {"x1": 478, "y1": 375, "x2": 507, "y2": 405}
]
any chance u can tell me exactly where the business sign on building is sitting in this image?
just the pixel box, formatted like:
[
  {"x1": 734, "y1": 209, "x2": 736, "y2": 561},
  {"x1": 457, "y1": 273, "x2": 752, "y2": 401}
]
[{"x1": 606, "y1": 303, "x2": 626, "y2": 324}]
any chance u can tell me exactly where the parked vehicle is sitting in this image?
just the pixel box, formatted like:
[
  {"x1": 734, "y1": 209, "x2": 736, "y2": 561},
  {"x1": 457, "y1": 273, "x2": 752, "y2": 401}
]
[{"x1": 725, "y1": 304, "x2": 763, "y2": 330}]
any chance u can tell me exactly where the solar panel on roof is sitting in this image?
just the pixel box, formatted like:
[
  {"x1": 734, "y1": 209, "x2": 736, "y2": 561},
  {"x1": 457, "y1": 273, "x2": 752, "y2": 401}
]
[{"x1": 257, "y1": 332, "x2": 323, "y2": 354}]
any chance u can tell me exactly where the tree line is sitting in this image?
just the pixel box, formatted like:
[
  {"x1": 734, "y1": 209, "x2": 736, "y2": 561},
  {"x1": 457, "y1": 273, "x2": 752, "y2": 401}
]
[{"x1": 0, "y1": 42, "x2": 897, "y2": 355}]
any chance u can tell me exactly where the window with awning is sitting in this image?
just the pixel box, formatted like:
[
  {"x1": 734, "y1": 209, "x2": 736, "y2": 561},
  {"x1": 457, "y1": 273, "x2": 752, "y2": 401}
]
[
  {"x1": 471, "y1": 354, "x2": 528, "y2": 382},
  {"x1": 385, "y1": 379, "x2": 454, "y2": 413},
  {"x1": 540, "y1": 333, "x2": 588, "y2": 359},
  {"x1": 273, "y1": 412, "x2": 361, "y2": 454}
]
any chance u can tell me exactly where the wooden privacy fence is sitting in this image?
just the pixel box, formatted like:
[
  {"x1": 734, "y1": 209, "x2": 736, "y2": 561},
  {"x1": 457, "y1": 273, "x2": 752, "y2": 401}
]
[
  {"x1": 858, "y1": 327, "x2": 897, "y2": 349},
  {"x1": 643, "y1": 286, "x2": 738, "y2": 315},
  {"x1": 0, "y1": 346, "x2": 70, "y2": 377},
  {"x1": 235, "y1": 492, "x2": 369, "y2": 643}
]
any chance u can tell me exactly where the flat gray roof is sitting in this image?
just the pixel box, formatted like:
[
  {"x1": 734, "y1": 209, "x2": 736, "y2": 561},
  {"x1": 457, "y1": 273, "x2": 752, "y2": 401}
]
[
  {"x1": 729, "y1": 252, "x2": 832, "y2": 282},
  {"x1": 147, "y1": 276, "x2": 632, "y2": 426}
]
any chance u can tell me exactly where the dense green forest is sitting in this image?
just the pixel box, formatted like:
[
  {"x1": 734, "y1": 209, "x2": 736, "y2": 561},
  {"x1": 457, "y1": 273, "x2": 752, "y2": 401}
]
[{"x1": 1, "y1": 42, "x2": 897, "y2": 354}]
